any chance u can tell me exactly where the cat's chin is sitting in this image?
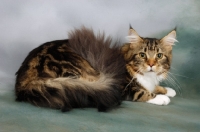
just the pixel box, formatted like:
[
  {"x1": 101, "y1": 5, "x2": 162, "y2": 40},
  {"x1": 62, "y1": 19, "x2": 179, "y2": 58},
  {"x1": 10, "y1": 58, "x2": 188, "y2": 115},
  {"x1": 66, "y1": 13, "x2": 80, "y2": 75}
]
[
  {"x1": 146, "y1": 66, "x2": 156, "y2": 73},
  {"x1": 146, "y1": 68, "x2": 161, "y2": 74},
  {"x1": 144, "y1": 71, "x2": 161, "y2": 76},
  {"x1": 146, "y1": 69, "x2": 156, "y2": 73},
  {"x1": 145, "y1": 71, "x2": 156, "y2": 74}
]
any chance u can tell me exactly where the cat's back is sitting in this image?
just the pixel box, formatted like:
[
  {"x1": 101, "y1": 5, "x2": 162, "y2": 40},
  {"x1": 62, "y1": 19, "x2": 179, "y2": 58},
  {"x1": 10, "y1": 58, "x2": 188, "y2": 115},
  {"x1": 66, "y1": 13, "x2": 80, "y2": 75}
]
[
  {"x1": 16, "y1": 27, "x2": 126, "y2": 82},
  {"x1": 15, "y1": 39, "x2": 70, "y2": 78}
]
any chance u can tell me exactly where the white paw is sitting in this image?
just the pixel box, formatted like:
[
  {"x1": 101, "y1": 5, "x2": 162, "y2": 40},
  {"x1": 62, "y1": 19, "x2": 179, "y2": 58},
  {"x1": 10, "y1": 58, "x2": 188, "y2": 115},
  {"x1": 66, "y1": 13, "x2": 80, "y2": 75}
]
[
  {"x1": 165, "y1": 87, "x2": 176, "y2": 97},
  {"x1": 146, "y1": 95, "x2": 170, "y2": 105}
]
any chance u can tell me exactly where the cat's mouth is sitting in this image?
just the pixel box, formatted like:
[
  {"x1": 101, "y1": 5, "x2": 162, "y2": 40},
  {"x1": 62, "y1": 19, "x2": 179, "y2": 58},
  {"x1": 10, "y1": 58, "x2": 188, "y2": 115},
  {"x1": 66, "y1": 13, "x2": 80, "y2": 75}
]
[
  {"x1": 149, "y1": 69, "x2": 154, "y2": 72},
  {"x1": 147, "y1": 68, "x2": 165, "y2": 76},
  {"x1": 147, "y1": 67, "x2": 155, "y2": 72}
]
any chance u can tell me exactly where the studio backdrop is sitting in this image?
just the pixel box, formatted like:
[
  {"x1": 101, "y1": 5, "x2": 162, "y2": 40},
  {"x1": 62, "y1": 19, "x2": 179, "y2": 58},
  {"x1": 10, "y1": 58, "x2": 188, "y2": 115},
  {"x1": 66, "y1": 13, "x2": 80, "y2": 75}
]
[{"x1": 0, "y1": 1, "x2": 200, "y2": 132}]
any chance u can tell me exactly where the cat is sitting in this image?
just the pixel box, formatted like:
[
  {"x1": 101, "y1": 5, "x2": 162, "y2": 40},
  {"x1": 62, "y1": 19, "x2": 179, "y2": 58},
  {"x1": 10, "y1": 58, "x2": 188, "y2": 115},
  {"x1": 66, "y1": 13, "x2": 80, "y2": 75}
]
[
  {"x1": 15, "y1": 26, "x2": 177, "y2": 112},
  {"x1": 121, "y1": 25, "x2": 177, "y2": 105}
]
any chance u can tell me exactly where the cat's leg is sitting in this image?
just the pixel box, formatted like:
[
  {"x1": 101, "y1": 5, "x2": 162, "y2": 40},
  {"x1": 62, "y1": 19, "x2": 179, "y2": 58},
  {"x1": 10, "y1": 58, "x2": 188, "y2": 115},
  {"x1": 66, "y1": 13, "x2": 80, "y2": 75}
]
[
  {"x1": 165, "y1": 87, "x2": 176, "y2": 97},
  {"x1": 154, "y1": 86, "x2": 176, "y2": 97},
  {"x1": 146, "y1": 94, "x2": 170, "y2": 105},
  {"x1": 154, "y1": 86, "x2": 167, "y2": 94},
  {"x1": 123, "y1": 87, "x2": 170, "y2": 105}
]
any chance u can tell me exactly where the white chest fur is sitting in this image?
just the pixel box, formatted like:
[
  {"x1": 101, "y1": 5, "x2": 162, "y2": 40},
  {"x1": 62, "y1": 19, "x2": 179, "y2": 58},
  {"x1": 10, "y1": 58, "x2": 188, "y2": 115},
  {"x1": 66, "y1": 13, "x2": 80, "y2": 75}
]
[{"x1": 136, "y1": 72, "x2": 163, "y2": 92}]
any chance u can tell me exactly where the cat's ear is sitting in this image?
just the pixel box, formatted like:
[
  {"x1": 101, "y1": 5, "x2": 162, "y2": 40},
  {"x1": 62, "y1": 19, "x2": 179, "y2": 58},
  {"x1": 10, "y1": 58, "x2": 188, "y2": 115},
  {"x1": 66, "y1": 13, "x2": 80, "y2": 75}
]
[
  {"x1": 160, "y1": 30, "x2": 178, "y2": 50},
  {"x1": 126, "y1": 26, "x2": 143, "y2": 48}
]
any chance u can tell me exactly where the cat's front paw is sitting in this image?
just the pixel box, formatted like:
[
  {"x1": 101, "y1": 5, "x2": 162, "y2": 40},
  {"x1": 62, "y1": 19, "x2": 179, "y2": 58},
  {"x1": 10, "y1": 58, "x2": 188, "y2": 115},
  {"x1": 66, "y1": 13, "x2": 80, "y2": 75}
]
[
  {"x1": 165, "y1": 87, "x2": 176, "y2": 97},
  {"x1": 146, "y1": 95, "x2": 170, "y2": 105}
]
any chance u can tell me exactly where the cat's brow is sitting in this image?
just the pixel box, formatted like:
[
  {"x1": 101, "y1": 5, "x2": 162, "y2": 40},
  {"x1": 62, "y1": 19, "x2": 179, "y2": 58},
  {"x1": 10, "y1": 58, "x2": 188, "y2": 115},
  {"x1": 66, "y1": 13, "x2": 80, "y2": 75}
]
[{"x1": 144, "y1": 39, "x2": 159, "y2": 52}]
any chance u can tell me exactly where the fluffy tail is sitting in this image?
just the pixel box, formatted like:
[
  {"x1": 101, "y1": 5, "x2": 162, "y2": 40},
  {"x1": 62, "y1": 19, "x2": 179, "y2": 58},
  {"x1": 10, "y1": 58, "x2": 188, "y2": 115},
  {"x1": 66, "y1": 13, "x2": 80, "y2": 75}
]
[
  {"x1": 16, "y1": 73, "x2": 121, "y2": 112},
  {"x1": 15, "y1": 27, "x2": 126, "y2": 112}
]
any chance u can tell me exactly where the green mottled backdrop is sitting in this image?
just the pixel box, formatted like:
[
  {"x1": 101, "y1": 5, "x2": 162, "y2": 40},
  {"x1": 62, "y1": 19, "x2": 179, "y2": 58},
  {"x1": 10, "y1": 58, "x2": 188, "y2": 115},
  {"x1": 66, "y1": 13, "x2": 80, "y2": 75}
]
[
  {"x1": 170, "y1": 7, "x2": 200, "y2": 98},
  {"x1": 0, "y1": 0, "x2": 200, "y2": 132}
]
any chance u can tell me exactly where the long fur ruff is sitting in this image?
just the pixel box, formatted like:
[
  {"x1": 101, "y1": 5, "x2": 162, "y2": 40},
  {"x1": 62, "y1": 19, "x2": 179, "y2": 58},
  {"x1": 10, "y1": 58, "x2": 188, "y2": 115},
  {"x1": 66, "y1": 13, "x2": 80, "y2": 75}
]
[{"x1": 68, "y1": 27, "x2": 126, "y2": 81}]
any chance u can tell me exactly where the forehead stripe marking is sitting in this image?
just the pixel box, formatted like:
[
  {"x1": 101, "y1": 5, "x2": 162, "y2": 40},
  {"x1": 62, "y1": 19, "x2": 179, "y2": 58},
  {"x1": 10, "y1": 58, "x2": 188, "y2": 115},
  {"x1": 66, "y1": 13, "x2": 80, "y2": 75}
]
[{"x1": 144, "y1": 47, "x2": 147, "y2": 52}]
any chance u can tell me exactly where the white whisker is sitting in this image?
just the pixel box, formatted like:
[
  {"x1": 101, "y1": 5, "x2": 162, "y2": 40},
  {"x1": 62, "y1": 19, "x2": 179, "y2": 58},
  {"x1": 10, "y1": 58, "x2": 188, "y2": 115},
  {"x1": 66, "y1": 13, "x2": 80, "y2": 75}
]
[
  {"x1": 125, "y1": 76, "x2": 134, "y2": 89},
  {"x1": 125, "y1": 67, "x2": 142, "y2": 89},
  {"x1": 168, "y1": 72, "x2": 194, "y2": 79},
  {"x1": 166, "y1": 73, "x2": 182, "y2": 96},
  {"x1": 170, "y1": 66, "x2": 177, "y2": 70},
  {"x1": 168, "y1": 72, "x2": 182, "y2": 85}
]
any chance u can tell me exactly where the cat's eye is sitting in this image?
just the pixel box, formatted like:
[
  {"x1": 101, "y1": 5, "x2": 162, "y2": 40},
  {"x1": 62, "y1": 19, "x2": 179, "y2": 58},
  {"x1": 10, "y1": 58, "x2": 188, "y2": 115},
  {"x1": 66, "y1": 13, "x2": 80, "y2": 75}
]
[
  {"x1": 156, "y1": 53, "x2": 163, "y2": 59},
  {"x1": 139, "y1": 53, "x2": 146, "y2": 58}
]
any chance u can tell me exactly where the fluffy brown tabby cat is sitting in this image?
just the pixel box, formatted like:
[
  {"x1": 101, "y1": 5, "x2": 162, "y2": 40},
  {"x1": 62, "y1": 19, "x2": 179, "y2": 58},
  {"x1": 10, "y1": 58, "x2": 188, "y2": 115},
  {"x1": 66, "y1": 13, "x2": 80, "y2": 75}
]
[{"x1": 15, "y1": 26, "x2": 177, "y2": 112}]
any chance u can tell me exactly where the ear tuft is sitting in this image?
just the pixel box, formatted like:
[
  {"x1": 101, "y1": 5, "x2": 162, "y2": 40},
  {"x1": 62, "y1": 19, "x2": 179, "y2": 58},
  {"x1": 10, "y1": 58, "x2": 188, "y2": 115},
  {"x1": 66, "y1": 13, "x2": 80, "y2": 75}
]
[
  {"x1": 126, "y1": 28, "x2": 142, "y2": 44},
  {"x1": 129, "y1": 24, "x2": 133, "y2": 29},
  {"x1": 161, "y1": 30, "x2": 178, "y2": 46}
]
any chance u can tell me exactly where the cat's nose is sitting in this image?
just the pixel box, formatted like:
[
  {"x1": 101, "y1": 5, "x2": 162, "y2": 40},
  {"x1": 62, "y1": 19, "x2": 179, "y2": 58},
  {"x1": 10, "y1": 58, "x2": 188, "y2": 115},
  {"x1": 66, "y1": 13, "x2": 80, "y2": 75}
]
[
  {"x1": 147, "y1": 59, "x2": 155, "y2": 67},
  {"x1": 149, "y1": 63, "x2": 154, "y2": 67}
]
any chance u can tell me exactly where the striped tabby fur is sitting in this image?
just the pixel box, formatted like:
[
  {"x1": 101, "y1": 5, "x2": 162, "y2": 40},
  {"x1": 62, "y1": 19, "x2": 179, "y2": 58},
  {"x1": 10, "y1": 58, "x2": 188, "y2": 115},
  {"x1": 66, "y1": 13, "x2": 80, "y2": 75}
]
[{"x1": 15, "y1": 26, "x2": 177, "y2": 112}]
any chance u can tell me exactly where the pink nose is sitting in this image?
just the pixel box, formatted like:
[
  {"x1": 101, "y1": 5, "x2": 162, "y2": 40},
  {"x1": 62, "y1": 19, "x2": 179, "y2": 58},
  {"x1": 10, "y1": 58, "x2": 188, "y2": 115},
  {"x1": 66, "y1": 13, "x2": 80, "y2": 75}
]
[
  {"x1": 149, "y1": 63, "x2": 154, "y2": 67},
  {"x1": 148, "y1": 59, "x2": 155, "y2": 67}
]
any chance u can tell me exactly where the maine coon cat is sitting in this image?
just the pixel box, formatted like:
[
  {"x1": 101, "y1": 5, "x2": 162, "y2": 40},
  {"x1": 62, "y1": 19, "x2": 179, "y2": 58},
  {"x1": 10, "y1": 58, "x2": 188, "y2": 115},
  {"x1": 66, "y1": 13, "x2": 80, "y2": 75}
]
[{"x1": 15, "y1": 26, "x2": 177, "y2": 112}]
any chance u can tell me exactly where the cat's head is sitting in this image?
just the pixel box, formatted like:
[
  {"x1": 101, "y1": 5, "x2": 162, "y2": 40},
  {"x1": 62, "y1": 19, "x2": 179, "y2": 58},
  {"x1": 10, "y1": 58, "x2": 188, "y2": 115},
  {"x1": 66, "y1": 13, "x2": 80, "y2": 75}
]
[{"x1": 121, "y1": 26, "x2": 177, "y2": 78}]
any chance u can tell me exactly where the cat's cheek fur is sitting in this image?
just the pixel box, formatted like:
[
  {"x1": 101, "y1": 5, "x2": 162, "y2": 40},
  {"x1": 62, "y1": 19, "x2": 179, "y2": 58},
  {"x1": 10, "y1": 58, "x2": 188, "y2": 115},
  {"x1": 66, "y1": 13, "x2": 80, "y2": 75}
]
[
  {"x1": 165, "y1": 87, "x2": 176, "y2": 97},
  {"x1": 146, "y1": 95, "x2": 170, "y2": 105},
  {"x1": 146, "y1": 65, "x2": 151, "y2": 72}
]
